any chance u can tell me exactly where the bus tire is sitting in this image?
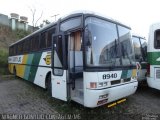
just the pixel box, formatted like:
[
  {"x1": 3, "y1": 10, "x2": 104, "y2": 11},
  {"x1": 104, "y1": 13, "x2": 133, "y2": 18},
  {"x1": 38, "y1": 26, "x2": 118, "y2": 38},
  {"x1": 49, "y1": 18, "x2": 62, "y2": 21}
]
[{"x1": 46, "y1": 73, "x2": 52, "y2": 96}]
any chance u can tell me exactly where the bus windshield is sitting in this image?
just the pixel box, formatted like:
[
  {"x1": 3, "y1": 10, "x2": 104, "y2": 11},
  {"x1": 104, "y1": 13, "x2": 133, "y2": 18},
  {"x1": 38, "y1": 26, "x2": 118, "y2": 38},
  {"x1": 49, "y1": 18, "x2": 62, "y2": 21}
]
[{"x1": 85, "y1": 17, "x2": 135, "y2": 67}]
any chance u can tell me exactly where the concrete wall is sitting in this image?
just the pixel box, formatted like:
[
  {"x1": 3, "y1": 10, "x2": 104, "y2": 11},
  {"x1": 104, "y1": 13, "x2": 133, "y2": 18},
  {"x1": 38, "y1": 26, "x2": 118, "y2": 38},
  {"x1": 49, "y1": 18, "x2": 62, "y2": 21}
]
[
  {"x1": 18, "y1": 22, "x2": 25, "y2": 30},
  {"x1": 0, "y1": 14, "x2": 9, "y2": 26},
  {"x1": 0, "y1": 13, "x2": 35, "y2": 31}
]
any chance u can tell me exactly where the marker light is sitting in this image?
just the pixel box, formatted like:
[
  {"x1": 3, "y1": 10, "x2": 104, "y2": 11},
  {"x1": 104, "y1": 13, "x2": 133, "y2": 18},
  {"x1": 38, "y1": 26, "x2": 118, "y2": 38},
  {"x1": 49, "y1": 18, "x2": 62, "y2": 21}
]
[
  {"x1": 90, "y1": 82, "x2": 97, "y2": 88},
  {"x1": 103, "y1": 82, "x2": 107, "y2": 86},
  {"x1": 98, "y1": 82, "x2": 103, "y2": 87}
]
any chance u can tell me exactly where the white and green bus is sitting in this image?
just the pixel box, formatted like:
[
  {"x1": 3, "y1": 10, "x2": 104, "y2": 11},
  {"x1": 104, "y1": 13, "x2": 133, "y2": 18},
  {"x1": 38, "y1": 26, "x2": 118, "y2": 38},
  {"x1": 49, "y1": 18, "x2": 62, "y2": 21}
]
[
  {"x1": 132, "y1": 34, "x2": 147, "y2": 82},
  {"x1": 8, "y1": 11, "x2": 138, "y2": 108},
  {"x1": 147, "y1": 23, "x2": 160, "y2": 90}
]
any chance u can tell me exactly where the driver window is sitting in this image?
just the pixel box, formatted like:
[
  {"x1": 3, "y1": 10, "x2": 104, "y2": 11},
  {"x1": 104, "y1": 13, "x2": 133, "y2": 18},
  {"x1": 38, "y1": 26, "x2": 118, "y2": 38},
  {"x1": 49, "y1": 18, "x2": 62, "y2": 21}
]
[{"x1": 155, "y1": 30, "x2": 160, "y2": 48}]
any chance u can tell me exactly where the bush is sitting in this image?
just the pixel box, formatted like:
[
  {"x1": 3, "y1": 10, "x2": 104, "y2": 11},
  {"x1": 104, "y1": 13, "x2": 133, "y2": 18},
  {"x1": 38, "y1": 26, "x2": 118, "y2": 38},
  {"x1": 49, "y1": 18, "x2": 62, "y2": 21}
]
[
  {"x1": 0, "y1": 49, "x2": 9, "y2": 75},
  {"x1": 14, "y1": 29, "x2": 31, "y2": 39},
  {"x1": 0, "y1": 49, "x2": 8, "y2": 66}
]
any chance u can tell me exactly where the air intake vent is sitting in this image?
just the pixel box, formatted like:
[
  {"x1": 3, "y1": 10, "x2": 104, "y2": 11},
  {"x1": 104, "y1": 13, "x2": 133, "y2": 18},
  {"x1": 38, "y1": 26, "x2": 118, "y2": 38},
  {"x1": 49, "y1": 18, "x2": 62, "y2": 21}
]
[
  {"x1": 124, "y1": 78, "x2": 130, "y2": 82},
  {"x1": 111, "y1": 80, "x2": 121, "y2": 85},
  {"x1": 156, "y1": 68, "x2": 160, "y2": 79}
]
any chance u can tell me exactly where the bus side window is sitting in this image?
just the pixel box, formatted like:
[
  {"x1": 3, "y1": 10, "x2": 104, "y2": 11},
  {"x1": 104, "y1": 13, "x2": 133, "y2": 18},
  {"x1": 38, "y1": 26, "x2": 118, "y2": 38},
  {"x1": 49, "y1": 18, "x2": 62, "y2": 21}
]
[
  {"x1": 18, "y1": 43, "x2": 22, "y2": 55},
  {"x1": 40, "y1": 32, "x2": 47, "y2": 49},
  {"x1": 14, "y1": 44, "x2": 17, "y2": 55},
  {"x1": 21, "y1": 41, "x2": 24, "y2": 54},
  {"x1": 155, "y1": 30, "x2": 160, "y2": 48},
  {"x1": 47, "y1": 28, "x2": 56, "y2": 48},
  {"x1": 53, "y1": 35, "x2": 63, "y2": 76},
  {"x1": 34, "y1": 35, "x2": 40, "y2": 51}
]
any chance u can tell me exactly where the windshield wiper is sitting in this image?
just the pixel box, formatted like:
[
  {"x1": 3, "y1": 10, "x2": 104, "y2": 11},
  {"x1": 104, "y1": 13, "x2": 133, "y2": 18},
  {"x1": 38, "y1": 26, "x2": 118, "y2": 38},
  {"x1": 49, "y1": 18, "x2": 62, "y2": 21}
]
[{"x1": 112, "y1": 39, "x2": 118, "y2": 66}]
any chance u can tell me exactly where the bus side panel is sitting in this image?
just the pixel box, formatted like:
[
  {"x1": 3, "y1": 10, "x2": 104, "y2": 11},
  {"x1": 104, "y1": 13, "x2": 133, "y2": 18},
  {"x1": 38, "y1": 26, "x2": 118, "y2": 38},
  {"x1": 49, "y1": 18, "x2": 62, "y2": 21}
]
[
  {"x1": 16, "y1": 64, "x2": 25, "y2": 78},
  {"x1": 22, "y1": 54, "x2": 34, "y2": 81},
  {"x1": 33, "y1": 51, "x2": 51, "y2": 88},
  {"x1": 34, "y1": 67, "x2": 51, "y2": 88},
  {"x1": 8, "y1": 64, "x2": 14, "y2": 74},
  {"x1": 8, "y1": 51, "x2": 51, "y2": 88},
  {"x1": 23, "y1": 65, "x2": 31, "y2": 80},
  {"x1": 28, "y1": 66, "x2": 38, "y2": 82}
]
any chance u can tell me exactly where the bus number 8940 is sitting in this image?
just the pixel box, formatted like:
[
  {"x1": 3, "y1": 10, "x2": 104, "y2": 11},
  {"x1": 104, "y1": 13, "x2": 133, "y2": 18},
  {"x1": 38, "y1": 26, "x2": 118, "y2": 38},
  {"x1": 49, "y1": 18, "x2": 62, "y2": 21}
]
[{"x1": 103, "y1": 73, "x2": 117, "y2": 79}]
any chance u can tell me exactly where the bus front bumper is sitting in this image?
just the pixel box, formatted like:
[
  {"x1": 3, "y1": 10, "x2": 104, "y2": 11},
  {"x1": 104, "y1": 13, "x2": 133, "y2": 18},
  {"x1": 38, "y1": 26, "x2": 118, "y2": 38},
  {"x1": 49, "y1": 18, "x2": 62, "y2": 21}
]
[
  {"x1": 84, "y1": 81, "x2": 138, "y2": 108},
  {"x1": 147, "y1": 77, "x2": 160, "y2": 90}
]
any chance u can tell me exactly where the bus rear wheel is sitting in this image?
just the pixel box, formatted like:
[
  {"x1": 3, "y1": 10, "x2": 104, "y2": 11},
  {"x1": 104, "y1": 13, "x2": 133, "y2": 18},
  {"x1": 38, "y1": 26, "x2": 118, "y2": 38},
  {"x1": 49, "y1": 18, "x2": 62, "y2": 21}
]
[{"x1": 13, "y1": 67, "x2": 17, "y2": 78}]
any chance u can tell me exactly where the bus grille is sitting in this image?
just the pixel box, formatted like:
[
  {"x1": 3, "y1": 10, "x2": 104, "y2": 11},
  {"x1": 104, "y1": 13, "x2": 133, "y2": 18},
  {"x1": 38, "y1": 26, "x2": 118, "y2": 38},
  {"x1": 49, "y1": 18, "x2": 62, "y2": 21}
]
[
  {"x1": 124, "y1": 78, "x2": 131, "y2": 82},
  {"x1": 111, "y1": 80, "x2": 121, "y2": 85},
  {"x1": 156, "y1": 69, "x2": 160, "y2": 79}
]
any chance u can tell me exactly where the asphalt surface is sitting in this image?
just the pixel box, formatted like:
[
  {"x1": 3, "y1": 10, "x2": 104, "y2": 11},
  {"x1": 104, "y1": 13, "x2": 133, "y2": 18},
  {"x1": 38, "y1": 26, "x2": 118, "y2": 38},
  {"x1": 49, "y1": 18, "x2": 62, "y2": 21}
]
[{"x1": 0, "y1": 77, "x2": 160, "y2": 120}]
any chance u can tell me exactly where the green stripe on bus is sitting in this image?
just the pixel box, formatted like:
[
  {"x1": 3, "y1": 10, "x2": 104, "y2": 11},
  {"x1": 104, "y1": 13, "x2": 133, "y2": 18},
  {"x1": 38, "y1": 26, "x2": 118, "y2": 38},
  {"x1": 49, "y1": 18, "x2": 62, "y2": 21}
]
[
  {"x1": 27, "y1": 54, "x2": 34, "y2": 64},
  {"x1": 24, "y1": 66, "x2": 31, "y2": 80},
  {"x1": 121, "y1": 70, "x2": 128, "y2": 79},
  {"x1": 127, "y1": 70, "x2": 132, "y2": 78},
  {"x1": 147, "y1": 52, "x2": 160, "y2": 65},
  {"x1": 28, "y1": 52, "x2": 42, "y2": 82},
  {"x1": 28, "y1": 66, "x2": 38, "y2": 82},
  {"x1": 141, "y1": 63, "x2": 147, "y2": 69}
]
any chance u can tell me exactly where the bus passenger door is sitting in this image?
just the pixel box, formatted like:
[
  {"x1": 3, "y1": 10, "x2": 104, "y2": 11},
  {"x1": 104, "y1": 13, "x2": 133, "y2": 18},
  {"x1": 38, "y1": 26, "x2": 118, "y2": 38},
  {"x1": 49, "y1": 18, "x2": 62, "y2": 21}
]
[
  {"x1": 68, "y1": 31, "x2": 84, "y2": 104},
  {"x1": 51, "y1": 34, "x2": 67, "y2": 101}
]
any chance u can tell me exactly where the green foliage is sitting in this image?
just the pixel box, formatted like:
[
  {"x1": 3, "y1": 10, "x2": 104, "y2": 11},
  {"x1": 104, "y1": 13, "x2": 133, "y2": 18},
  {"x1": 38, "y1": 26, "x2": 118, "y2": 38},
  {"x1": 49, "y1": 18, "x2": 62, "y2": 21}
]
[
  {"x1": 0, "y1": 49, "x2": 9, "y2": 75},
  {"x1": 14, "y1": 29, "x2": 31, "y2": 39},
  {"x1": 0, "y1": 49, "x2": 8, "y2": 66},
  {"x1": 0, "y1": 25, "x2": 31, "y2": 75}
]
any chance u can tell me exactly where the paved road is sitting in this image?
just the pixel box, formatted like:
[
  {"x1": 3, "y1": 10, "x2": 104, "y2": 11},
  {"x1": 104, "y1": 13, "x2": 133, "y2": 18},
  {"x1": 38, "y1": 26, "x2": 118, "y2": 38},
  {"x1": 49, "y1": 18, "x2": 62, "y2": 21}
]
[
  {"x1": 0, "y1": 77, "x2": 160, "y2": 120},
  {"x1": 0, "y1": 77, "x2": 58, "y2": 115}
]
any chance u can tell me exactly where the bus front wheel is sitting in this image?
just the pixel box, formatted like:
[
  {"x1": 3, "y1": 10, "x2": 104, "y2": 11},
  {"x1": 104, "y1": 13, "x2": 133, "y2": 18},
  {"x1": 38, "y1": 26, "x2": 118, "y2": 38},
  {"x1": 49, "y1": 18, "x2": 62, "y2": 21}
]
[{"x1": 46, "y1": 73, "x2": 52, "y2": 96}]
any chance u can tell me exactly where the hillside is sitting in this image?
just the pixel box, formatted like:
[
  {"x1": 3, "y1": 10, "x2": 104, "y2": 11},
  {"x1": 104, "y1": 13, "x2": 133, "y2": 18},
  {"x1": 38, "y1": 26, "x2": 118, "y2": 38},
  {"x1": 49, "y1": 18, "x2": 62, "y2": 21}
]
[
  {"x1": 0, "y1": 24, "x2": 30, "y2": 51},
  {"x1": 0, "y1": 24, "x2": 30, "y2": 75}
]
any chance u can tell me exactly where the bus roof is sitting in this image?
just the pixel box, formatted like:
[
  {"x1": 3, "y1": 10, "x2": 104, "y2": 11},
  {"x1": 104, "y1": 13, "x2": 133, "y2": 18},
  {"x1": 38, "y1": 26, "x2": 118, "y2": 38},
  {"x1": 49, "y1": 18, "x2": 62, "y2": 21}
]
[
  {"x1": 149, "y1": 23, "x2": 160, "y2": 33},
  {"x1": 10, "y1": 10, "x2": 131, "y2": 47},
  {"x1": 132, "y1": 33, "x2": 146, "y2": 40}
]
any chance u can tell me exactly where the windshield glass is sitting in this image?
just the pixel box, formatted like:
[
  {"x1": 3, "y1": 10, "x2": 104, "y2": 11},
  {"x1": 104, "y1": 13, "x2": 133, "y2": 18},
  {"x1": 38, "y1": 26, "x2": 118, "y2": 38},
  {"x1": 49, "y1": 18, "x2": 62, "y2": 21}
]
[
  {"x1": 85, "y1": 17, "x2": 135, "y2": 67},
  {"x1": 140, "y1": 38, "x2": 147, "y2": 61},
  {"x1": 133, "y1": 36, "x2": 142, "y2": 62}
]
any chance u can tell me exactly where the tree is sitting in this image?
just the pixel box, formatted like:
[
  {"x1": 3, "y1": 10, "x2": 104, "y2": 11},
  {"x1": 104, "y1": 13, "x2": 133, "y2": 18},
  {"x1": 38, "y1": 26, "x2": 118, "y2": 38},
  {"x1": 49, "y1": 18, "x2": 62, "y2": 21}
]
[
  {"x1": 29, "y1": 6, "x2": 43, "y2": 32},
  {"x1": 39, "y1": 19, "x2": 51, "y2": 28}
]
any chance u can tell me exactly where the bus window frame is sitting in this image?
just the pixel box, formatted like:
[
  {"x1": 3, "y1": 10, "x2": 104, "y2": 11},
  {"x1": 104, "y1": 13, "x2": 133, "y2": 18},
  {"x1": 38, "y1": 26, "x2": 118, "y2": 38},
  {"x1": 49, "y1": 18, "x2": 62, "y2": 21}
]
[
  {"x1": 154, "y1": 29, "x2": 160, "y2": 49},
  {"x1": 83, "y1": 15, "x2": 135, "y2": 71},
  {"x1": 139, "y1": 37, "x2": 147, "y2": 62},
  {"x1": 47, "y1": 26, "x2": 56, "y2": 48},
  {"x1": 40, "y1": 31, "x2": 47, "y2": 49},
  {"x1": 60, "y1": 15, "x2": 83, "y2": 32},
  {"x1": 52, "y1": 33, "x2": 65, "y2": 76}
]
